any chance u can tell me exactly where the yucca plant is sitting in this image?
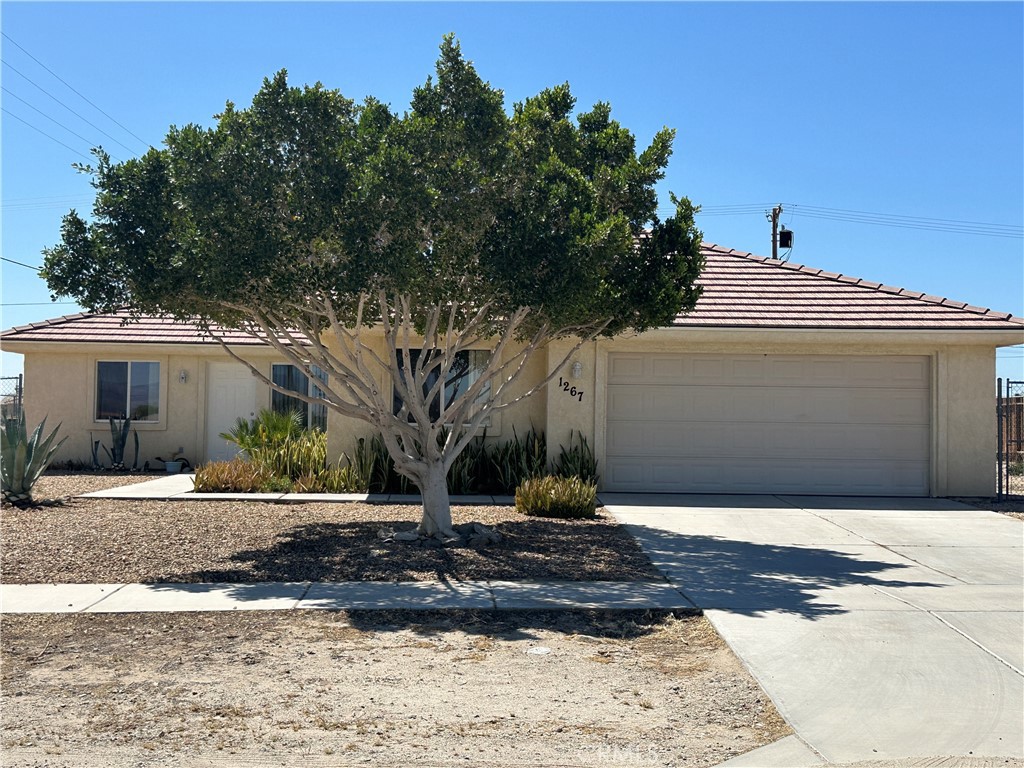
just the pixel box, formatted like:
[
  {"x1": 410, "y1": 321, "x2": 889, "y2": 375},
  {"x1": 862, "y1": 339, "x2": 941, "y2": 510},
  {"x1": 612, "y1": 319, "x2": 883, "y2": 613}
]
[{"x1": 1, "y1": 413, "x2": 67, "y2": 507}]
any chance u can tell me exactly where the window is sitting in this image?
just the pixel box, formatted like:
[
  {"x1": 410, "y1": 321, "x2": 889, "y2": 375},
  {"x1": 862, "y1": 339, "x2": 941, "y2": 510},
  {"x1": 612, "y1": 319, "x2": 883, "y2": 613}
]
[
  {"x1": 271, "y1": 364, "x2": 328, "y2": 431},
  {"x1": 393, "y1": 349, "x2": 490, "y2": 423},
  {"x1": 96, "y1": 361, "x2": 160, "y2": 422}
]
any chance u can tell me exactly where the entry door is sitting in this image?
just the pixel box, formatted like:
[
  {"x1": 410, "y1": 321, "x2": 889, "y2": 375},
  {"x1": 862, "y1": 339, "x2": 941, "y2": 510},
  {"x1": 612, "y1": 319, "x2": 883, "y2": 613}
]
[{"x1": 205, "y1": 362, "x2": 258, "y2": 463}]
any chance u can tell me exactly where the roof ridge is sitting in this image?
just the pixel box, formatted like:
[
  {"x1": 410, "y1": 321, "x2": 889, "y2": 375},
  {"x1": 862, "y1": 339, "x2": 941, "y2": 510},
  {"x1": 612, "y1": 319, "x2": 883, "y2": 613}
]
[{"x1": 700, "y1": 243, "x2": 1018, "y2": 322}]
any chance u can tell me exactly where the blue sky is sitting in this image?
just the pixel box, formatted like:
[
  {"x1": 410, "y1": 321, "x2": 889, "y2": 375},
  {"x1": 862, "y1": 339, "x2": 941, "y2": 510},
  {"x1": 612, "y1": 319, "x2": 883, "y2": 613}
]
[{"x1": 2, "y1": 1, "x2": 1022, "y2": 382}]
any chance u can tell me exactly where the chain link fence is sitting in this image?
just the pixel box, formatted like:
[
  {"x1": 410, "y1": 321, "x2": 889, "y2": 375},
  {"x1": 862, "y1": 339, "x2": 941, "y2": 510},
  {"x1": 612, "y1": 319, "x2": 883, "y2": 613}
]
[{"x1": 1, "y1": 374, "x2": 24, "y2": 425}]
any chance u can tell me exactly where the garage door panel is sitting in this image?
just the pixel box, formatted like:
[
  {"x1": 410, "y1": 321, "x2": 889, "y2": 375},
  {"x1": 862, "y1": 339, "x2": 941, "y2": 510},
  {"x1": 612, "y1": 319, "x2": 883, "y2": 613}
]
[
  {"x1": 607, "y1": 422, "x2": 929, "y2": 461},
  {"x1": 608, "y1": 385, "x2": 930, "y2": 425},
  {"x1": 606, "y1": 456, "x2": 929, "y2": 495},
  {"x1": 604, "y1": 353, "x2": 930, "y2": 495}
]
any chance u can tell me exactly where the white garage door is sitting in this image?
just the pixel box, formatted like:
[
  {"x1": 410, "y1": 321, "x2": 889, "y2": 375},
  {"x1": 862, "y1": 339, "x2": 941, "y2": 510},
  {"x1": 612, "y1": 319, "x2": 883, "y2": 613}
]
[{"x1": 604, "y1": 354, "x2": 930, "y2": 495}]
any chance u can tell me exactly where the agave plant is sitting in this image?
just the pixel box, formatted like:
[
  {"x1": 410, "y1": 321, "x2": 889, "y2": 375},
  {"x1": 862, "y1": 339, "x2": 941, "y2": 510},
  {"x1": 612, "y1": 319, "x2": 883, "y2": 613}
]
[
  {"x1": 1, "y1": 413, "x2": 67, "y2": 507},
  {"x1": 101, "y1": 416, "x2": 137, "y2": 470}
]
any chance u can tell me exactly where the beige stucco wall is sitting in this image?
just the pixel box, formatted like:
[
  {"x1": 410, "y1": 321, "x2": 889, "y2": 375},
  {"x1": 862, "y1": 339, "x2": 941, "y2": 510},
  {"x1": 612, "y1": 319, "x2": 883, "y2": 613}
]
[{"x1": 12, "y1": 344, "x2": 279, "y2": 468}]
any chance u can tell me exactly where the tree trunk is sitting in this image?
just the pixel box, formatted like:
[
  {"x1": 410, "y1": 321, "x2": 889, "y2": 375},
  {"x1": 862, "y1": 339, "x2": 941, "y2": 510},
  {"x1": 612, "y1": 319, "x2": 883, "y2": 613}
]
[{"x1": 417, "y1": 459, "x2": 455, "y2": 537}]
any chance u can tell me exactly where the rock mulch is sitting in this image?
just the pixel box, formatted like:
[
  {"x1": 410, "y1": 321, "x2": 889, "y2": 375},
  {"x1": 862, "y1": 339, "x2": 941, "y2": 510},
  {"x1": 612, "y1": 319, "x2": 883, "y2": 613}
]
[{"x1": 2, "y1": 473, "x2": 661, "y2": 585}]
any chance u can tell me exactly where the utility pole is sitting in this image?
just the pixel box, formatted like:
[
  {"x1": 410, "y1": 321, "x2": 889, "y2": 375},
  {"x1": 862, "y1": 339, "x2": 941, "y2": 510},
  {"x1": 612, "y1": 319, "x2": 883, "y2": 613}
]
[{"x1": 769, "y1": 204, "x2": 783, "y2": 261}]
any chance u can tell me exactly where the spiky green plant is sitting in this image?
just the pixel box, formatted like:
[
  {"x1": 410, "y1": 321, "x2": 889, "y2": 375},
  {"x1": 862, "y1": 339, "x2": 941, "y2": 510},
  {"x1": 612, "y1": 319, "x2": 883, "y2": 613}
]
[
  {"x1": 220, "y1": 408, "x2": 303, "y2": 457},
  {"x1": 490, "y1": 426, "x2": 547, "y2": 493},
  {"x1": 100, "y1": 416, "x2": 134, "y2": 469},
  {"x1": 515, "y1": 475, "x2": 597, "y2": 519},
  {"x1": 553, "y1": 430, "x2": 600, "y2": 484},
  {"x1": 1, "y1": 413, "x2": 67, "y2": 507}
]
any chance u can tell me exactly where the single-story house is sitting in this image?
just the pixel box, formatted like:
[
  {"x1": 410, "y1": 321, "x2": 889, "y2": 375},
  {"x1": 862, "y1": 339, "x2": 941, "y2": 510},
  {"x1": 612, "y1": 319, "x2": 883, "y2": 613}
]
[{"x1": 3, "y1": 243, "x2": 1021, "y2": 496}]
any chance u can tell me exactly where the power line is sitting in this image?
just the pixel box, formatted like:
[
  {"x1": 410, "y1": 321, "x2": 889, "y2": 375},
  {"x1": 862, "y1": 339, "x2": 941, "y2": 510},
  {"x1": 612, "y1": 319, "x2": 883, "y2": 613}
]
[
  {"x1": 666, "y1": 202, "x2": 1022, "y2": 238},
  {"x1": 1, "y1": 32, "x2": 152, "y2": 151},
  {"x1": 1, "y1": 108, "x2": 92, "y2": 162},
  {"x1": 0, "y1": 302, "x2": 76, "y2": 307},
  {"x1": 2, "y1": 58, "x2": 137, "y2": 156},
  {"x1": 0, "y1": 256, "x2": 43, "y2": 271},
  {"x1": 2, "y1": 86, "x2": 114, "y2": 159}
]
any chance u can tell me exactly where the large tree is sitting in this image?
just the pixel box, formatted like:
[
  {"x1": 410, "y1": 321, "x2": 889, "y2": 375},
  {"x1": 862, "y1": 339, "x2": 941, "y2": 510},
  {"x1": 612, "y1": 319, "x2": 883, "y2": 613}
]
[{"x1": 43, "y1": 37, "x2": 703, "y2": 537}]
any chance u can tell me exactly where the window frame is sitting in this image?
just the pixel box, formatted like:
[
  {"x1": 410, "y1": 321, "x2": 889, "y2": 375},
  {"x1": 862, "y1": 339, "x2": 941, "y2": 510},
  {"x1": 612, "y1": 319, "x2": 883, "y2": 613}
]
[
  {"x1": 392, "y1": 348, "x2": 492, "y2": 427},
  {"x1": 93, "y1": 359, "x2": 162, "y2": 424},
  {"x1": 270, "y1": 363, "x2": 328, "y2": 431}
]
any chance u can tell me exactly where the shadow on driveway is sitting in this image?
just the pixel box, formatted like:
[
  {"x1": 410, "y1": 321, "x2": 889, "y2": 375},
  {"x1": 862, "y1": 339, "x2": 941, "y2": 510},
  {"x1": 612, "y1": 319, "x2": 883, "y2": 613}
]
[{"x1": 617, "y1": 523, "x2": 943, "y2": 618}]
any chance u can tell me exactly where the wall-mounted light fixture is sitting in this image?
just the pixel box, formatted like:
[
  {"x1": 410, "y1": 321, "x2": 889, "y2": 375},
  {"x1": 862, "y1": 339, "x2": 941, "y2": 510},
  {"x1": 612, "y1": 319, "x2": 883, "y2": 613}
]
[
  {"x1": 179, "y1": 370, "x2": 189, "y2": 384},
  {"x1": 571, "y1": 361, "x2": 584, "y2": 379}
]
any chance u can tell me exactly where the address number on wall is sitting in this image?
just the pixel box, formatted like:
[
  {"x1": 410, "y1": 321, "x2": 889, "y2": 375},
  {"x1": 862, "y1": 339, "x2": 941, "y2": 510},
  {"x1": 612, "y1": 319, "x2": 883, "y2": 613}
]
[{"x1": 557, "y1": 376, "x2": 584, "y2": 403}]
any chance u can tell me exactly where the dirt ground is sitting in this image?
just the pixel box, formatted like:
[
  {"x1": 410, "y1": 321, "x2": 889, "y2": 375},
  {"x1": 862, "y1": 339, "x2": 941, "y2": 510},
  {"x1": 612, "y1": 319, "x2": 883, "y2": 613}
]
[{"x1": 1, "y1": 610, "x2": 790, "y2": 768}]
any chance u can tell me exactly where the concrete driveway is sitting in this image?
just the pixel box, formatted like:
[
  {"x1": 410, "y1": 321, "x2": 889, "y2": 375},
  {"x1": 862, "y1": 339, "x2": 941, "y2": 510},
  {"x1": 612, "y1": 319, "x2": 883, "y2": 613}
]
[{"x1": 602, "y1": 494, "x2": 1024, "y2": 766}]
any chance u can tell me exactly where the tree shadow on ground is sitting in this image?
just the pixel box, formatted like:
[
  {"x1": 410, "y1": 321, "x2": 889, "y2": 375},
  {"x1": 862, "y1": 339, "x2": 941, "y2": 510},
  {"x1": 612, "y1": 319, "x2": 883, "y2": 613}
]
[
  {"x1": 144, "y1": 521, "x2": 945, "y2": 637},
  {"x1": 152, "y1": 516, "x2": 660, "y2": 584},
  {"x1": 617, "y1": 522, "x2": 943, "y2": 617}
]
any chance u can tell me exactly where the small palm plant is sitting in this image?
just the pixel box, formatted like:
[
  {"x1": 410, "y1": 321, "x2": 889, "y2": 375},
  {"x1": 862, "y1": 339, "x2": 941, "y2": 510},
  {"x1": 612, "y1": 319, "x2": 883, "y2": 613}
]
[
  {"x1": 220, "y1": 408, "x2": 303, "y2": 457},
  {"x1": 1, "y1": 413, "x2": 67, "y2": 507}
]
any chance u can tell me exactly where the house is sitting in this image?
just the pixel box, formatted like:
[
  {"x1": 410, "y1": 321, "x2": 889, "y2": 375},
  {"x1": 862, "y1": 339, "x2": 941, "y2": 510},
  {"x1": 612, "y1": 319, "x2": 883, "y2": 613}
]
[{"x1": 2, "y1": 243, "x2": 1021, "y2": 496}]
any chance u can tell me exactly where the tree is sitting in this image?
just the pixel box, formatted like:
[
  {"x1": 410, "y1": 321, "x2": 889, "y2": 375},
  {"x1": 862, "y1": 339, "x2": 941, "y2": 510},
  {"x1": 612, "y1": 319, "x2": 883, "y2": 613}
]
[{"x1": 42, "y1": 37, "x2": 703, "y2": 537}]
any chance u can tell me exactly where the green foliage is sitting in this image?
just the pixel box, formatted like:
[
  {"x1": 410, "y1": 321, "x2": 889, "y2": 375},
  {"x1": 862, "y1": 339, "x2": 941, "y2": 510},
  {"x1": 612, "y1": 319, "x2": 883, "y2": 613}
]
[
  {"x1": 363, "y1": 434, "x2": 413, "y2": 494},
  {"x1": 220, "y1": 409, "x2": 303, "y2": 457},
  {"x1": 193, "y1": 458, "x2": 269, "y2": 493},
  {"x1": 248, "y1": 430, "x2": 327, "y2": 481},
  {"x1": 1009, "y1": 458, "x2": 1024, "y2": 477},
  {"x1": 258, "y1": 475, "x2": 295, "y2": 494},
  {"x1": 447, "y1": 433, "x2": 489, "y2": 495},
  {"x1": 490, "y1": 427, "x2": 547, "y2": 493},
  {"x1": 553, "y1": 430, "x2": 599, "y2": 485},
  {"x1": 101, "y1": 416, "x2": 136, "y2": 469},
  {"x1": 42, "y1": 36, "x2": 702, "y2": 341},
  {"x1": 515, "y1": 475, "x2": 598, "y2": 519},
  {"x1": 293, "y1": 465, "x2": 366, "y2": 494},
  {"x1": 1, "y1": 413, "x2": 67, "y2": 507}
]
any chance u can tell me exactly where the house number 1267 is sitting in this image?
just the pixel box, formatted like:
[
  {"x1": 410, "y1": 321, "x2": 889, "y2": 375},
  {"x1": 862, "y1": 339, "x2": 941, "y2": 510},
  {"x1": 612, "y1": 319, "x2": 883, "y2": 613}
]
[{"x1": 557, "y1": 377, "x2": 584, "y2": 402}]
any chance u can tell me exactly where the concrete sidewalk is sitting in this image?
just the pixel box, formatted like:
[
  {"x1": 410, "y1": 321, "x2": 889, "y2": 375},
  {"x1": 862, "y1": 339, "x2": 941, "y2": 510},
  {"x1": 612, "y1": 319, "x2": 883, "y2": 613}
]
[
  {"x1": 604, "y1": 494, "x2": 1024, "y2": 767},
  {"x1": 0, "y1": 579, "x2": 695, "y2": 614}
]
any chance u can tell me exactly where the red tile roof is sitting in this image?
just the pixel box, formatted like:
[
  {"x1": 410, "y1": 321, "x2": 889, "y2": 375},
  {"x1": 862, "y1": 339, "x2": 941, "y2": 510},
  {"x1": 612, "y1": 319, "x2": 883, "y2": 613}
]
[
  {"x1": 677, "y1": 244, "x2": 1024, "y2": 331},
  {"x1": 0, "y1": 312, "x2": 309, "y2": 346},
  {"x1": 2, "y1": 244, "x2": 1021, "y2": 345}
]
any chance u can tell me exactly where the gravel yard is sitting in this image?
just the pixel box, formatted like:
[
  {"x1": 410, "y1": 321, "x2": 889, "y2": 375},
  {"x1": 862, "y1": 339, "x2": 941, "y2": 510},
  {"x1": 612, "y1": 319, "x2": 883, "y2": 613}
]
[{"x1": 2, "y1": 473, "x2": 660, "y2": 584}]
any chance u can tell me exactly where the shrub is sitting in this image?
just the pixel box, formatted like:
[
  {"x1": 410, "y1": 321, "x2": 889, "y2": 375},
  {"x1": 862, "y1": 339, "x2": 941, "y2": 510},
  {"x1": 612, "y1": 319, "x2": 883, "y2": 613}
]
[
  {"x1": 1009, "y1": 458, "x2": 1024, "y2": 477},
  {"x1": 1, "y1": 413, "x2": 67, "y2": 507},
  {"x1": 515, "y1": 475, "x2": 597, "y2": 519},
  {"x1": 293, "y1": 465, "x2": 368, "y2": 494},
  {"x1": 249, "y1": 430, "x2": 327, "y2": 480},
  {"x1": 220, "y1": 409, "x2": 303, "y2": 457},
  {"x1": 490, "y1": 426, "x2": 546, "y2": 493},
  {"x1": 553, "y1": 430, "x2": 599, "y2": 484},
  {"x1": 193, "y1": 458, "x2": 269, "y2": 493}
]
